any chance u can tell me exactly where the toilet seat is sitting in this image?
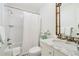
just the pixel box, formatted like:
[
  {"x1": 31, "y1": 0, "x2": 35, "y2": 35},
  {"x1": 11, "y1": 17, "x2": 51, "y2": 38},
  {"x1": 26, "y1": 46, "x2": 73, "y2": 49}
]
[
  {"x1": 29, "y1": 47, "x2": 41, "y2": 53},
  {"x1": 28, "y1": 46, "x2": 41, "y2": 56}
]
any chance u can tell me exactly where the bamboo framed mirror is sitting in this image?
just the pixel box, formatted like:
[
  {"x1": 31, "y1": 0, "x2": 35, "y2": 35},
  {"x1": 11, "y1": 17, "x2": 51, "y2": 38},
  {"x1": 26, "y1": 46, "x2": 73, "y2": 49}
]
[
  {"x1": 56, "y1": 3, "x2": 61, "y2": 36},
  {"x1": 56, "y1": 3, "x2": 79, "y2": 42}
]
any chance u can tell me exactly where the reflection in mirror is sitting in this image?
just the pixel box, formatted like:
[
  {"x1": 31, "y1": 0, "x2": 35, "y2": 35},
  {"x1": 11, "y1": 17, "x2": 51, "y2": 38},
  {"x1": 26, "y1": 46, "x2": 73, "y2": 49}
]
[{"x1": 56, "y1": 3, "x2": 79, "y2": 42}]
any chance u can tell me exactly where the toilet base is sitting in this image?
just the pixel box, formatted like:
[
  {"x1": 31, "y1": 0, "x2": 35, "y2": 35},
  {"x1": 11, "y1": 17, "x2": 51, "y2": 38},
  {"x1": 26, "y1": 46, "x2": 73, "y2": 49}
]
[{"x1": 28, "y1": 46, "x2": 41, "y2": 56}]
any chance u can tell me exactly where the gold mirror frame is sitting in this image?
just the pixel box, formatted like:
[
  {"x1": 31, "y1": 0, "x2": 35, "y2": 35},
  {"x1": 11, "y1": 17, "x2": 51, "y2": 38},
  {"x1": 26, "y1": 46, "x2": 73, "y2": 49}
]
[
  {"x1": 56, "y1": 3, "x2": 62, "y2": 36},
  {"x1": 55, "y1": 3, "x2": 77, "y2": 42}
]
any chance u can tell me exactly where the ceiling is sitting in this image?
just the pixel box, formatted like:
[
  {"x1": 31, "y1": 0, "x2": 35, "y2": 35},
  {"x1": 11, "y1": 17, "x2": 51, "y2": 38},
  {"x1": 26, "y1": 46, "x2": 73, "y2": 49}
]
[{"x1": 6, "y1": 3, "x2": 46, "y2": 14}]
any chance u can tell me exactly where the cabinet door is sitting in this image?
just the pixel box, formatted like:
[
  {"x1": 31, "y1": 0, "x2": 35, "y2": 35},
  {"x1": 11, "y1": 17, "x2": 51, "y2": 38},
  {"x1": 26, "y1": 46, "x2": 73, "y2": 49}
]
[
  {"x1": 48, "y1": 46, "x2": 54, "y2": 56},
  {"x1": 54, "y1": 49, "x2": 66, "y2": 56},
  {"x1": 40, "y1": 42, "x2": 54, "y2": 56},
  {"x1": 40, "y1": 43, "x2": 49, "y2": 56}
]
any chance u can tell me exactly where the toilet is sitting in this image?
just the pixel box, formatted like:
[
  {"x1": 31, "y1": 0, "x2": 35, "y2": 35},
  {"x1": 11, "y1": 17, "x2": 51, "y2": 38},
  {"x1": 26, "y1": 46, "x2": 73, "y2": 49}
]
[
  {"x1": 28, "y1": 46, "x2": 41, "y2": 56},
  {"x1": 12, "y1": 46, "x2": 41, "y2": 56}
]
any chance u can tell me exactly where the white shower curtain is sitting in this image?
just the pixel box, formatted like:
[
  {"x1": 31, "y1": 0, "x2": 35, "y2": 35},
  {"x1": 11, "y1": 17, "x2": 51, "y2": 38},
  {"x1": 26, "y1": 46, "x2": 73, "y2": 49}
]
[{"x1": 22, "y1": 12, "x2": 41, "y2": 54}]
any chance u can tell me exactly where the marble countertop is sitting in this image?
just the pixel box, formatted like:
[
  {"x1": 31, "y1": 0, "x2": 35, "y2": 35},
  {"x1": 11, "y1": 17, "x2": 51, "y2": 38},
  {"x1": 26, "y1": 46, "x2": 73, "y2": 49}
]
[{"x1": 40, "y1": 38, "x2": 79, "y2": 56}]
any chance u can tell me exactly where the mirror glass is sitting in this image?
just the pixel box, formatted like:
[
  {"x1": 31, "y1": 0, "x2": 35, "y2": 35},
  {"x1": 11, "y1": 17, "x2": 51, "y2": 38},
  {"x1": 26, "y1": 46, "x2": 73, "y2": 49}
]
[{"x1": 60, "y1": 3, "x2": 79, "y2": 41}]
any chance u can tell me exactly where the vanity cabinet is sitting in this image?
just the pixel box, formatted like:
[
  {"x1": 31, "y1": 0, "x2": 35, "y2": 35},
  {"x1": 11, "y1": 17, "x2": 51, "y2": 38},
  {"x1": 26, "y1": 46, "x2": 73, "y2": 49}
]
[
  {"x1": 40, "y1": 42, "x2": 66, "y2": 56},
  {"x1": 40, "y1": 42, "x2": 54, "y2": 56}
]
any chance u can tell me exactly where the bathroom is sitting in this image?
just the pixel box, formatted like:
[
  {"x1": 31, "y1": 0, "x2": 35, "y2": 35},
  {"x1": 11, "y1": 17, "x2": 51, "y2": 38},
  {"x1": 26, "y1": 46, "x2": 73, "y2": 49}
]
[{"x1": 0, "y1": 3, "x2": 79, "y2": 56}]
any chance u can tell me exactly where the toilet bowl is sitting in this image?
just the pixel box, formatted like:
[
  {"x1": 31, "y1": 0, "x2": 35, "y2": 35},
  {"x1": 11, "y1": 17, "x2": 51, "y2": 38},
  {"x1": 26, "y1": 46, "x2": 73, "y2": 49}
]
[{"x1": 28, "y1": 46, "x2": 41, "y2": 56}]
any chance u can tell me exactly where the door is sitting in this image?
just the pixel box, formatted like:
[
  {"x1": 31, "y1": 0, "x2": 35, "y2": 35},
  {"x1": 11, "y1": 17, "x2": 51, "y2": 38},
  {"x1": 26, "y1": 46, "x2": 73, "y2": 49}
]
[{"x1": 54, "y1": 49, "x2": 66, "y2": 56}]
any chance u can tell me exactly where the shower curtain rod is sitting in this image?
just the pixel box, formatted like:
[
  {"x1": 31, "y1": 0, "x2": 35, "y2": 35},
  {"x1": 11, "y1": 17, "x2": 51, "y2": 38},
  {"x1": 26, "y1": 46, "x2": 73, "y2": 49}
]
[{"x1": 4, "y1": 5, "x2": 40, "y2": 15}]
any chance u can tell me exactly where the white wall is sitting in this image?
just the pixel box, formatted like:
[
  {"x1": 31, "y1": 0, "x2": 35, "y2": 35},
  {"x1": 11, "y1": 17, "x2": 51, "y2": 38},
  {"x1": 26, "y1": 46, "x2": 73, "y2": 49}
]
[
  {"x1": 39, "y1": 3, "x2": 55, "y2": 37},
  {"x1": 0, "y1": 3, "x2": 8, "y2": 55},
  {"x1": 0, "y1": 3, "x2": 5, "y2": 26},
  {"x1": 0, "y1": 3, "x2": 2, "y2": 25},
  {"x1": 0, "y1": 3, "x2": 7, "y2": 43}
]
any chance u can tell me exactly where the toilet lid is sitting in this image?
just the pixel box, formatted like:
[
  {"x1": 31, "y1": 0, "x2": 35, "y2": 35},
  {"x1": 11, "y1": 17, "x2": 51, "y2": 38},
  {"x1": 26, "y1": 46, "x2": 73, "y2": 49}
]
[{"x1": 29, "y1": 47, "x2": 41, "y2": 53}]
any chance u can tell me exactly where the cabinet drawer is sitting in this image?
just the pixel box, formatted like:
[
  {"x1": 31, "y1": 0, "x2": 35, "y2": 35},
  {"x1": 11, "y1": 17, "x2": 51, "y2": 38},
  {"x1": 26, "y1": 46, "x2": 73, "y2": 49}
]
[{"x1": 54, "y1": 49, "x2": 66, "y2": 56}]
